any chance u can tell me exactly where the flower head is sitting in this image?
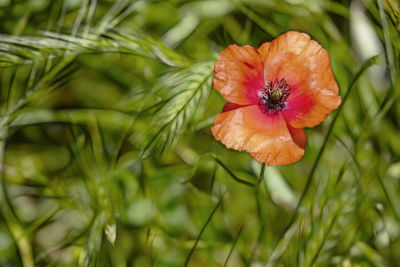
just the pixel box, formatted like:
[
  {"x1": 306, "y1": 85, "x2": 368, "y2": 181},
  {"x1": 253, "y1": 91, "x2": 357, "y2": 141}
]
[{"x1": 211, "y1": 31, "x2": 341, "y2": 166}]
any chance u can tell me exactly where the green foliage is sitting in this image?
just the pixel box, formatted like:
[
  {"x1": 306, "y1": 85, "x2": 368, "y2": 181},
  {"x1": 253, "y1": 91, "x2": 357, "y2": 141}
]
[{"x1": 0, "y1": 0, "x2": 399, "y2": 266}]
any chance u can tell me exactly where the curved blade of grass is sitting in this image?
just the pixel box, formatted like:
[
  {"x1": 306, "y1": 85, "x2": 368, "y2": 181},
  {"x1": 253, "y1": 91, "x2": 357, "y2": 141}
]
[
  {"x1": 10, "y1": 108, "x2": 134, "y2": 131},
  {"x1": 235, "y1": 2, "x2": 280, "y2": 36},
  {"x1": 35, "y1": 215, "x2": 95, "y2": 263},
  {"x1": 184, "y1": 193, "x2": 226, "y2": 267},
  {"x1": 83, "y1": 0, "x2": 98, "y2": 37},
  {"x1": 335, "y1": 135, "x2": 377, "y2": 236},
  {"x1": 72, "y1": 0, "x2": 89, "y2": 36},
  {"x1": 0, "y1": 129, "x2": 35, "y2": 267},
  {"x1": 181, "y1": 153, "x2": 255, "y2": 187},
  {"x1": 377, "y1": 171, "x2": 400, "y2": 223},
  {"x1": 214, "y1": 156, "x2": 255, "y2": 187},
  {"x1": 335, "y1": 137, "x2": 366, "y2": 191},
  {"x1": 82, "y1": 211, "x2": 106, "y2": 266},
  {"x1": 224, "y1": 224, "x2": 245, "y2": 267},
  {"x1": 334, "y1": 163, "x2": 347, "y2": 187},
  {"x1": 378, "y1": 0, "x2": 396, "y2": 84},
  {"x1": 266, "y1": 221, "x2": 298, "y2": 266},
  {"x1": 309, "y1": 207, "x2": 340, "y2": 267},
  {"x1": 95, "y1": 0, "x2": 129, "y2": 35}
]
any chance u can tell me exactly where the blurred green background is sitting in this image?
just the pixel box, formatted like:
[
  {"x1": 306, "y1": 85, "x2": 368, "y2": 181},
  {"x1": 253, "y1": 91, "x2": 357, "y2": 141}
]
[{"x1": 0, "y1": 0, "x2": 399, "y2": 266}]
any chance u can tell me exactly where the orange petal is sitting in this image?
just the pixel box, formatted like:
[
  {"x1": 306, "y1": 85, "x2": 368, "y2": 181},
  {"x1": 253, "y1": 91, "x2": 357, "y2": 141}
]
[
  {"x1": 283, "y1": 93, "x2": 341, "y2": 128},
  {"x1": 211, "y1": 105, "x2": 305, "y2": 166},
  {"x1": 259, "y1": 33, "x2": 341, "y2": 128},
  {"x1": 287, "y1": 124, "x2": 306, "y2": 149},
  {"x1": 213, "y1": 45, "x2": 265, "y2": 105},
  {"x1": 258, "y1": 31, "x2": 329, "y2": 70}
]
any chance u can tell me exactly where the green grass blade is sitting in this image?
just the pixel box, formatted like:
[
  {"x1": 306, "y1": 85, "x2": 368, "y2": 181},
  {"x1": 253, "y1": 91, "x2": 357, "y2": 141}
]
[{"x1": 184, "y1": 193, "x2": 225, "y2": 267}]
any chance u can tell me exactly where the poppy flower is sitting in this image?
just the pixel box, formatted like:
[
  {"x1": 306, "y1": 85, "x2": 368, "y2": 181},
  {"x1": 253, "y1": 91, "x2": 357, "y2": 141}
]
[{"x1": 211, "y1": 31, "x2": 341, "y2": 166}]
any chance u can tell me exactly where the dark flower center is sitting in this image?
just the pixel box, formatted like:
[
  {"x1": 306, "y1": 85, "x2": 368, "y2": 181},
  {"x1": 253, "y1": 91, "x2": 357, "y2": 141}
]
[{"x1": 259, "y1": 78, "x2": 291, "y2": 113}]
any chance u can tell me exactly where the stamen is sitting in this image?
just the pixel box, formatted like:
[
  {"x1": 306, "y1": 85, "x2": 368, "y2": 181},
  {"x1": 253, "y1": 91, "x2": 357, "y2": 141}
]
[{"x1": 259, "y1": 78, "x2": 291, "y2": 113}]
